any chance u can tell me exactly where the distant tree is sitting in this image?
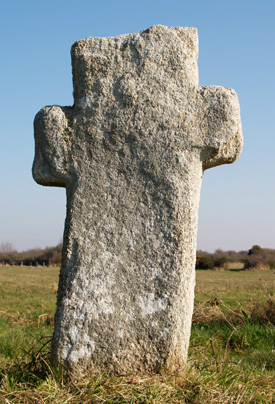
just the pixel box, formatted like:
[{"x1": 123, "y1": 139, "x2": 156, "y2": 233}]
[
  {"x1": 214, "y1": 249, "x2": 224, "y2": 255},
  {"x1": 0, "y1": 242, "x2": 18, "y2": 264},
  {"x1": 248, "y1": 245, "x2": 262, "y2": 255},
  {"x1": 0, "y1": 242, "x2": 15, "y2": 253}
]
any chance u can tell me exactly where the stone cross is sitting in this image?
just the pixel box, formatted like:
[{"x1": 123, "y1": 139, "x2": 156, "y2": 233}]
[{"x1": 33, "y1": 25, "x2": 242, "y2": 376}]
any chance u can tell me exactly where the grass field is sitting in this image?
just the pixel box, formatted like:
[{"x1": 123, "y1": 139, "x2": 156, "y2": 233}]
[{"x1": 0, "y1": 266, "x2": 274, "y2": 403}]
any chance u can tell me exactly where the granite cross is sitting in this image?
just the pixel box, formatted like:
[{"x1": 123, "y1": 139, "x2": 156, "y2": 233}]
[{"x1": 33, "y1": 25, "x2": 242, "y2": 377}]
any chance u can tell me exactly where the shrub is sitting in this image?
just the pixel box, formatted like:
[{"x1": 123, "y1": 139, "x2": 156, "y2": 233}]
[
  {"x1": 195, "y1": 256, "x2": 214, "y2": 270},
  {"x1": 214, "y1": 255, "x2": 228, "y2": 268},
  {"x1": 251, "y1": 297, "x2": 275, "y2": 324},
  {"x1": 242, "y1": 257, "x2": 269, "y2": 270},
  {"x1": 268, "y1": 259, "x2": 275, "y2": 269}
]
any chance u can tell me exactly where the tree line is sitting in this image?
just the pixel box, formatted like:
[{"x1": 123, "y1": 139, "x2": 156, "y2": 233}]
[
  {"x1": 0, "y1": 242, "x2": 275, "y2": 270},
  {"x1": 0, "y1": 242, "x2": 62, "y2": 266},
  {"x1": 196, "y1": 245, "x2": 275, "y2": 270}
]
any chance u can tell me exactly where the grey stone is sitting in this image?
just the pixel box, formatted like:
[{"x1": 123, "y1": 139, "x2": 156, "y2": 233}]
[{"x1": 33, "y1": 25, "x2": 243, "y2": 376}]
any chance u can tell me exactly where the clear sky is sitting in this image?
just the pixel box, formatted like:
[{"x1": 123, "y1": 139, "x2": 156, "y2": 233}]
[{"x1": 0, "y1": 0, "x2": 274, "y2": 252}]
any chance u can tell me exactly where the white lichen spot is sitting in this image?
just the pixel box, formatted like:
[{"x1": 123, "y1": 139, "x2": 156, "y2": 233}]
[
  {"x1": 138, "y1": 293, "x2": 167, "y2": 318},
  {"x1": 117, "y1": 329, "x2": 124, "y2": 338},
  {"x1": 148, "y1": 267, "x2": 162, "y2": 280},
  {"x1": 155, "y1": 327, "x2": 170, "y2": 342},
  {"x1": 77, "y1": 96, "x2": 91, "y2": 109},
  {"x1": 63, "y1": 332, "x2": 95, "y2": 363},
  {"x1": 160, "y1": 328, "x2": 169, "y2": 338},
  {"x1": 97, "y1": 297, "x2": 114, "y2": 315}
]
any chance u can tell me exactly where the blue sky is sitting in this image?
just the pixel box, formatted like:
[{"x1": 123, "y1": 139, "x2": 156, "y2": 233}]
[{"x1": 0, "y1": 0, "x2": 274, "y2": 252}]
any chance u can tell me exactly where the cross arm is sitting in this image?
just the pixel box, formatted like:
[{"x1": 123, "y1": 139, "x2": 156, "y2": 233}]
[
  {"x1": 32, "y1": 106, "x2": 73, "y2": 187},
  {"x1": 197, "y1": 86, "x2": 243, "y2": 170}
]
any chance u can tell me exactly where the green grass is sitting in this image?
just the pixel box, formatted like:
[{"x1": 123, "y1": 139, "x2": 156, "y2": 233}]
[
  {"x1": 0, "y1": 266, "x2": 58, "y2": 370},
  {"x1": 194, "y1": 269, "x2": 275, "y2": 305},
  {"x1": 0, "y1": 266, "x2": 275, "y2": 403}
]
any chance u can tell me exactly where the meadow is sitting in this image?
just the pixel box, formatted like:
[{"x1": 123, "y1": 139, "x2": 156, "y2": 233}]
[{"x1": 0, "y1": 266, "x2": 274, "y2": 403}]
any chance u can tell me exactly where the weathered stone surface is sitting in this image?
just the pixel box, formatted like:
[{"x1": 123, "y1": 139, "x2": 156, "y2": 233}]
[{"x1": 33, "y1": 25, "x2": 243, "y2": 376}]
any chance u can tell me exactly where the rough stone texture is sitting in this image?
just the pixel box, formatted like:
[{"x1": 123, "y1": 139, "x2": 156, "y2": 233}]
[{"x1": 33, "y1": 25, "x2": 243, "y2": 376}]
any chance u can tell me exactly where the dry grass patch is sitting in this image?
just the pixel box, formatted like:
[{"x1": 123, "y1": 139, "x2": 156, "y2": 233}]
[
  {"x1": 193, "y1": 295, "x2": 275, "y2": 326},
  {"x1": 1, "y1": 362, "x2": 275, "y2": 403}
]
